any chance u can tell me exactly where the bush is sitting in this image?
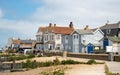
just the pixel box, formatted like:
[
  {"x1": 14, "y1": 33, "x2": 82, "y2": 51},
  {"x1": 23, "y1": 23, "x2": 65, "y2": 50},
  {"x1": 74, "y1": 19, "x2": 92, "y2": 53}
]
[
  {"x1": 61, "y1": 59, "x2": 79, "y2": 65},
  {"x1": 22, "y1": 59, "x2": 38, "y2": 69},
  {"x1": 27, "y1": 54, "x2": 35, "y2": 58},
  {"x1": 43, "y1": 61, "x2": 53, "y2": 67},
  {"x1": 86, "y1": 59, "x2": 96, "y2": 64},
  {"x1": 53, "y1": 57, "x2": 60, "y2": 65}
]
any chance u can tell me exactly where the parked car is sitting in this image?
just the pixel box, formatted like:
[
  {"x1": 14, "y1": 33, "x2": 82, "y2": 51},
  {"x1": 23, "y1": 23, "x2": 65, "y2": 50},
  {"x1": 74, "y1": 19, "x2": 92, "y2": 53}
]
[{"x1": 24, "y1": 49, "x2": 33, "y2": 54}]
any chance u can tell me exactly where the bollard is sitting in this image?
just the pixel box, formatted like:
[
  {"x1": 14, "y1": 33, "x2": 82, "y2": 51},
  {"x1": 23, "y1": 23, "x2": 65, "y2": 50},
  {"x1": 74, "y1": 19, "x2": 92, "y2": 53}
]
[
  {"x1": 108, "y1": 52, "x2": 114, "y2": 61},
  {"x1": 63, "y1": 51, "x2": 67, "y2": 58}
]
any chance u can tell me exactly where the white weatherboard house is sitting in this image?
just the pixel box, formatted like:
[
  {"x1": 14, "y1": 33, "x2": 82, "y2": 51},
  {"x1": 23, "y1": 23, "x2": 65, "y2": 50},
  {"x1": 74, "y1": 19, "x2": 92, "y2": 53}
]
[{"x1": 70, "y1": 26, "x2": 104, "y2": 53}]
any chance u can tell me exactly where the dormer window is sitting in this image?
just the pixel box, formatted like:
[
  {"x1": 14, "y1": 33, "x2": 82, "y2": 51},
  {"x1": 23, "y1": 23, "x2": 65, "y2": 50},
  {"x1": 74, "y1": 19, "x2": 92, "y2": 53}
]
[{"x1": 73, "y1": 34, "x2": 78, "y2": 39}]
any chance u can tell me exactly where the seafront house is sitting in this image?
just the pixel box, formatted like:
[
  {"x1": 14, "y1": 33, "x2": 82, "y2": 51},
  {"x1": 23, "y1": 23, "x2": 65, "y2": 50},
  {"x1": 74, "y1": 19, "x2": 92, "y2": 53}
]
[
  {"x1": 100, "y1": 21, "x2": 120, "y2": 53},
  {"x1": 100, "y1": 21, "x2": 120, "y2": 37},
  {"x1": 35, "y1": 22, "x2": 74, "y2": 51},
  {"x1": 70, "y1": 25, "x2": 104, "y2": 53},
  {"x1": 7, "y1": 38, "x2": 35, "y2": 50}
]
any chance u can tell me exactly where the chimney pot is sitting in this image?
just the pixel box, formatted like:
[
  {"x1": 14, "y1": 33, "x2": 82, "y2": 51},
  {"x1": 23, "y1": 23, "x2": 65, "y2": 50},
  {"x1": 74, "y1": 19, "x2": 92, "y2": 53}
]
[
  {"x1": 49, "y1": 23, "x2": 52, "y2": 27},
  {"x1": 54, "y1": 24, "x2": 56, "y2": 27},
  {"x1": 69, "y1": 22, "x2": 73, "y2": 28}
]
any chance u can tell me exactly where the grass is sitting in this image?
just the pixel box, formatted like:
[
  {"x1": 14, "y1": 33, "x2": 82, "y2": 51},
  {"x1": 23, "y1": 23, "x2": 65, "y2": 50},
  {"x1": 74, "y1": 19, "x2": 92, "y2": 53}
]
[
  {"x1": 40, "y1": 66, "x2": 68, "y2": 75},
  {"x1": 22, "y1": 58, "x2": 104, "y2": 70},
  {"x1": 1, "y1": 53, "x2": 35, "y2": 61}
]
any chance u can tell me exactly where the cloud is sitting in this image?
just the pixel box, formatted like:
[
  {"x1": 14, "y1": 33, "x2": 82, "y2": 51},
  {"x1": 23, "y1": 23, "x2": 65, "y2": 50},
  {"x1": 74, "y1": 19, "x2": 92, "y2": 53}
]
[
  {"x1": 30, "y1": 0, "x2": 120, "y2": 28},
  {"x1": 0, "y1": 0, "x2": 120, "y2": 48},
  {"x1": 0, "y1": 9, "x2": 3, "y2": 18},
  {"x1": 0, "y1": 19, "x2": 40, "y2": 39}
]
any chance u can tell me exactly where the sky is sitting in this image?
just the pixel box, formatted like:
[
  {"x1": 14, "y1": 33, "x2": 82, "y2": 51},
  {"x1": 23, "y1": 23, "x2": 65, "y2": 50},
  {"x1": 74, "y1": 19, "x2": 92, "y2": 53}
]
[{"x1": 0, "y1": 0, "x2": 120, "y2": 48}]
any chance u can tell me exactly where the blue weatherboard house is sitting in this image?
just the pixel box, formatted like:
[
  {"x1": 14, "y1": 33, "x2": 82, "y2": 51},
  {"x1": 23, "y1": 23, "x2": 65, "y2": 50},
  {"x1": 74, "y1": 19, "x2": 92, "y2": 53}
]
[{"x1": 70, "y1": 25, "x2": 104, "y2": 53}]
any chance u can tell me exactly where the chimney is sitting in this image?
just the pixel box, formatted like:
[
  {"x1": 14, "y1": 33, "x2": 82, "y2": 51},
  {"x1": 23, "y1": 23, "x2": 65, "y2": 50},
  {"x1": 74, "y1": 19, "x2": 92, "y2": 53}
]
[
  {"x1": 18, "y1": 37, "x2": 20, "y2": 40},
  {"x1": 49, "y1": 23, "x2": 52, "y2": 27},
  {"x1": 105, "y1": 20, "x2": 109, "y2": 25},
  {"x1": 69, "y1": 22, "x2": 73, "y2": 28},
  {"x1": 84, "y1": 25, "x2": 89, "y2": 30},
  {"x1": 54, "y1": 24, "x2": 56, "y2": 27}
]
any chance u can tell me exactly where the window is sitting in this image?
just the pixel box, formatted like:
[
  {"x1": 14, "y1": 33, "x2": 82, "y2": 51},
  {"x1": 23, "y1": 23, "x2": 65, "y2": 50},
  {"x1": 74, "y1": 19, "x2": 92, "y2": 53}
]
[
  {"x1": 74, "y1": 35, "x2": 78, "y2": 39},
  {"x1": 66, "y1": 36, "x2": 68, "y2": 39},
  {"x1": 57, "y1": 34, "x2": 60, "y2": 40},
  {"x1": 65, "y1": 36, "x2": 68, "y2": 43},
  {"x1": 83, "y1": 40, "x2": 85, "y2": 43},
  {"x1": 52, "y1": 34, "x2": 54, "y2": 40},
  {"x1": 46, "y1": 35, "x2": 48, "y2": 40},
  {"x1": 107, "y1": 29, "x2": 111, "y2": 34}
]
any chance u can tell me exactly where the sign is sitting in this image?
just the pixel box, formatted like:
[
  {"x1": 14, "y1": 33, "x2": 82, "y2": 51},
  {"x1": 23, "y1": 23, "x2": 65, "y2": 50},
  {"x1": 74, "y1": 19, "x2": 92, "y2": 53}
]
[
  {"x1": 106, "y1": 46, "x2": 112, "y2": 52},
  {"x1": 112, "y1": 46, "x2": 118, "y2": 52}
]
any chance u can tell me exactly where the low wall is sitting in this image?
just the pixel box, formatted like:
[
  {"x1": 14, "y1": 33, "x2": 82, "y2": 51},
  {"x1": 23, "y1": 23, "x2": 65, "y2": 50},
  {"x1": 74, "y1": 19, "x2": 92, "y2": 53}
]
[{"x1": 67, "y1": 53, "x2": 120, "y2": 61}]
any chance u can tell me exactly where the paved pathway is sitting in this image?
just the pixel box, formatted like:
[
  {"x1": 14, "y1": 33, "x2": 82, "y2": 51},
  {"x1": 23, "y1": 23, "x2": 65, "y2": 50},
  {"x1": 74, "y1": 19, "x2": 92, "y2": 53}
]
[{"x1": 105, "y1": 61, "x2": 120, "y2": 73}]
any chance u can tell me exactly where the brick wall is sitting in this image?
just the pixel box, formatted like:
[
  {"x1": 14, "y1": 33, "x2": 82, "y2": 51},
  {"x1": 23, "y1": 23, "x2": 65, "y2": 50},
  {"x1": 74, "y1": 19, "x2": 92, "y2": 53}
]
[{"x1": 67, "y1": 53, "x2": 120, "y2": 61}]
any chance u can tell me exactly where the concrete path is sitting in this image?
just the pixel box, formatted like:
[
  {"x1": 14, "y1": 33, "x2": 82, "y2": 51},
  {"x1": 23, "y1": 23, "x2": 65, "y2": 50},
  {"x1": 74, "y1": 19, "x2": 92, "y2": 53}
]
[{"x1": 106, "y1": 61, "x2": 120, "y2": 73}]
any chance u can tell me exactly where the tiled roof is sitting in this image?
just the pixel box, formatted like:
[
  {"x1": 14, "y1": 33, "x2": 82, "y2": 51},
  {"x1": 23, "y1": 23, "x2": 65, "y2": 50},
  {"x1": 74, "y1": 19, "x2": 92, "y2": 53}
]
[
  {"x1": 100, "y1": 21, "x2": 120, "y2": 29},
  {"x1": 53, "y1": 26, "x2": 74, "y2": 34},
  {"x1": 12, "y1": 40, "x2": 21, "y2": 44},
  {"x1": 38, "y1": 25, "x2": 74, "y2": 35}
]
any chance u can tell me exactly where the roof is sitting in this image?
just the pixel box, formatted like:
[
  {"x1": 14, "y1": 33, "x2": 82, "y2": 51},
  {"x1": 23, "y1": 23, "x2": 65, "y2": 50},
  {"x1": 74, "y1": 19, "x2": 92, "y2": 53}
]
[
  {"x1": 12, "y1": 39, "x2": 35, "y2": 44},
  {"x1": 37, "y1": 25, "x2": 74, "y2": 35},
  {"x1": 53, "y1": 27, "x2": 74, "y2": 34},
  {"x1": 20, "y1": 40, "x2": 34, "y2": 44},
  {"x1": 100, "y1": 21, "x2": 120, "y2": 29},
  {"x1": 12, "y1": 40, "x2": 21, "y2": 44},
  {"x1": 108, "y1": 37, "x2": 120, "y2": 43},
  {"x1": 75, "y1": 29, "x2": 93, "y2": 34}
]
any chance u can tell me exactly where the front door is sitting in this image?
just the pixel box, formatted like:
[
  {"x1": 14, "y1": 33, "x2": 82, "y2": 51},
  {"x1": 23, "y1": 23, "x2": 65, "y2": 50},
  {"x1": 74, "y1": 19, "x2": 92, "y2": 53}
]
[
  {"x1": 103, "y1": 39, "x2": 109, "y2": 51},
  {"x1": 87, "y1": 43, "x2": 94, "y2": 53}
]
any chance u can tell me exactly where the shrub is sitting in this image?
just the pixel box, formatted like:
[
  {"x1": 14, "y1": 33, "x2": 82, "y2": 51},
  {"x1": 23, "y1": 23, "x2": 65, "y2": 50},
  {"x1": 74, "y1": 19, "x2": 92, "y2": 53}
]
[
  {"x1": 86, "y1": 59, "x2": 96, "y2": 64},
  {"x1": 27, "y1": 54, "x2": 35, "y2": 58},
  {"x1": 43, "y1": 61, "x2": 53, "y2": 67},
  {"x1": 22, "y1": 59, "x2": 38, "y2": 69},
  {"x1": 53, "y1": 57, "x2": 60, "y2": 65},
  {"x1": 61, "y1": 59, "x2": 79, "y2": 65},
  {"x1": 8, "y1": 56, "x2": 16, "y2": 61}
]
